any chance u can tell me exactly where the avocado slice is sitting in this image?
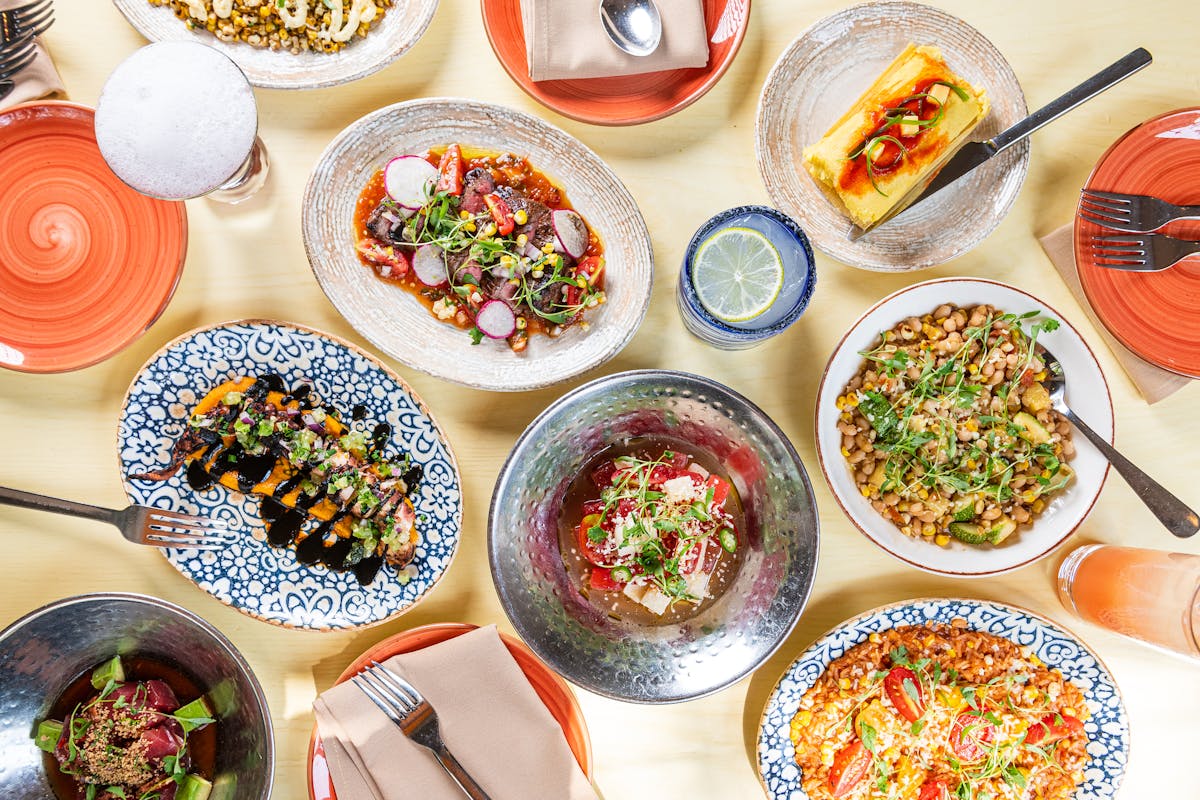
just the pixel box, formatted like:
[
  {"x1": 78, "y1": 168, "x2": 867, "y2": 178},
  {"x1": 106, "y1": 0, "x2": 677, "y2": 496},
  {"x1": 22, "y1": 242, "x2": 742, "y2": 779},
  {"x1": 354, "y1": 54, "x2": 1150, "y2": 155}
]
[
  {"x1": 90, "y1": 656, "x2": 125, "y2": 689},
  {"x1": 33, "y1": 719, "x2": 62, "y2": 753},
  {"x1": 177, "y1": 775, "x2": 213, "y2": 800},
  {"x1": 174, "y1": 696, "x2": 216, "y2": 733}
]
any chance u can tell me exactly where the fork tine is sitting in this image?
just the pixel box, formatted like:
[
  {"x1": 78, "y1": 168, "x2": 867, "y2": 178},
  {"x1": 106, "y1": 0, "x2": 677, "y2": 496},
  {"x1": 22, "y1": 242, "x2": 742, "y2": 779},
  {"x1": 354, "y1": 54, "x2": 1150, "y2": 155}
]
[
  {"x1": 147, "y1": 526, "x2": 239, "y2": 546},
  {"x1": 0, "y1": 39, "x2": 36, "y2": 78},
  {"x1": 1093, "y1": 256, "x2": 1148, "y2": 267},
  {"x1": 360, "y1": 668, "x2": 417, "y2": 713},
  {"x1": 1080, "y1": 189, "x2": 1134, "y2": 204},
  {"x1": 369, "y1": 660, "x2": 424, "y2": 707},
  {"x1": 1092, "y1": 235, "x2": 1145, "y2": 245},
  {"x1": 1079, "y1": 195, "x2": 1130, "y2": 214},
  {"x1": 0, "y1": 33, "x2": 34, "y2": 59},
  {"x1": 13, "y1": 0, "x2": 52, "y2": 19},
  {"x1": 352, "y1": 676, "x2": 407, "y2": 726},
  {"x1": 1078, "y1": 202, "x2": 1129, "y2": 223},
  {"x1": 148, "y1": 510, "x2": 232, "y2": 530},
  {"x1": 144, "y1": 535, "x2": 230, "y2": 551},
  {"x1": 1077, "y1": 209, "x2": 1134, "y2": 229},
  {"x1": 17, "y1": 6, "x2": 53, "y2": 36}
]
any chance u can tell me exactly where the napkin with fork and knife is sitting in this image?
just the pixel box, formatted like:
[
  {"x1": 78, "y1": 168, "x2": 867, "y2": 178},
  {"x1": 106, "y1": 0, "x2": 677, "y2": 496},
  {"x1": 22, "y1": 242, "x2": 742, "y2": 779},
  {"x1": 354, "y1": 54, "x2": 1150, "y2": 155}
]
[
  {"x1": 313, "y1": 625, "x2": 599, "y2": 800},
  {"x1": 0, "y1": 0, "x2": 63, "y2": 110}
]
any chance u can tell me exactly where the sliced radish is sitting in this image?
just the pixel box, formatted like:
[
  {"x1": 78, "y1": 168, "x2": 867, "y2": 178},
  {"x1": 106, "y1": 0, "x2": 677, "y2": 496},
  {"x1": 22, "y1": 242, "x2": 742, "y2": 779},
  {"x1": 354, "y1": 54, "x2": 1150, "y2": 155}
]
[
  {"x1": 552, "y1": 209, "x2": 588, "y2": 259},
  {"x1": 412, "y1": 244, "x2": 448, "y2": 287},
  {"x1": 384, "y1": 155, "x2": 438, "y2": 210},
  {"x1": 475, "y1": 300, "x2": 516, "y2": 339}
]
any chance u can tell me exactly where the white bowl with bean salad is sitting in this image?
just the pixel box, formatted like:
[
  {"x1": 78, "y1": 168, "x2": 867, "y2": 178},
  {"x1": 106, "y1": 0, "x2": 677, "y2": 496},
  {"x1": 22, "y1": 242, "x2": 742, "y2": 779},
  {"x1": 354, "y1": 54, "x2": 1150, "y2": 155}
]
[{"x1": 815, "y1": 278, "x2": 1113, "y2": 577}]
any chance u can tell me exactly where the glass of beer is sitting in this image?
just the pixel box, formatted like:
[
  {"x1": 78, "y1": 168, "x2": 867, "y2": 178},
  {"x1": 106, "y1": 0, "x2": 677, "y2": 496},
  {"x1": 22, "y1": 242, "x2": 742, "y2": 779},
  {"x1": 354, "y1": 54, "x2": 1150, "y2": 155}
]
[
  {"x1": 1057, "y1": 544, "x2": 1200, "y2": 659},
  {"x1": 95, "y1": 42, "x2": 269, "y2": 204}
]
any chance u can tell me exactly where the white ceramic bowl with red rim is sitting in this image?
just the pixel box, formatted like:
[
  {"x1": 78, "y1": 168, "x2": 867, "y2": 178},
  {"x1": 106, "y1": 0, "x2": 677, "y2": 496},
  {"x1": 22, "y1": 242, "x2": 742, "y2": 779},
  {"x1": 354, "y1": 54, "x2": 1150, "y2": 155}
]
[{"x1": 815, "y1": 278, "x2": 1112, "y2": 577}]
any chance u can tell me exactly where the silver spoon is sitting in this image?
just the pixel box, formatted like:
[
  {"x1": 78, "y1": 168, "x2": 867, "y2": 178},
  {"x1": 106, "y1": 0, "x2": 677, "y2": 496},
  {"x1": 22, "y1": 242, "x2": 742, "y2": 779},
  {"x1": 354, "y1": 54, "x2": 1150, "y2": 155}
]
[
  {"x1": 599, "y1": 0, "x2": 662, "y2": 57},
  {"x1": 1041, "y1": 346, "x2": 1198, "y2": 537}
]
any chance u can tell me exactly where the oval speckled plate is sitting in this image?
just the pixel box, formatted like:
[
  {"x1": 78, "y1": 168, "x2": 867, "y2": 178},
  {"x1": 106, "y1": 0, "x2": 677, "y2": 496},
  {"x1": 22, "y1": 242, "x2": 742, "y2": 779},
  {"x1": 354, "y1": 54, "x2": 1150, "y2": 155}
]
[
  {"x1": 111, "y1": 0, "x2": 438, "y2": 90},
  {"x1": 757, "y1": 598, "x2": 1129, "y2": 800},
  {"x1": 755, "y1": 1, "x2": 1029, "y2": 271},
  {"x1": 301, "y1": 98, "x2": 654, "y2": 392},
  {"x1": 117, "y1": 319, "x2": 463, "y2": 630}
]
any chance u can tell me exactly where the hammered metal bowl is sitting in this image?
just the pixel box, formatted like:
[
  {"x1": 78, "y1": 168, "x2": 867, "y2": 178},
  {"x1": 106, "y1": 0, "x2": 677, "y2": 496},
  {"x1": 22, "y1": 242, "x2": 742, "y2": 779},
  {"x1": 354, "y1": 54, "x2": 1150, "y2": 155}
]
[
  {"x1": 0, "y1": 593, "x2": 274, "y2": 799},
  {"x1": 488, "y1": 370, "x2": 820, "y2": 703}
]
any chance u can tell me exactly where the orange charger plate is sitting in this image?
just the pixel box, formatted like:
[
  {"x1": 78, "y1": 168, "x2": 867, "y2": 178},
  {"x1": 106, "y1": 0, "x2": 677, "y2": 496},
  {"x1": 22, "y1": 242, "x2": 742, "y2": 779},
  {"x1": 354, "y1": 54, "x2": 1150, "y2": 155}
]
[
  {"x1": 1073, "y1": 107, "x2": 1200, "y2": 378},
  {"x1": 0, "y1": 102, "x2": 187, "y2": 373},
  {"x1": 481, "y1": 0, "x2": 750, "y2": 126},
  {"x1": 307, "y1": 623, "x2": 593, "y2": 800}
]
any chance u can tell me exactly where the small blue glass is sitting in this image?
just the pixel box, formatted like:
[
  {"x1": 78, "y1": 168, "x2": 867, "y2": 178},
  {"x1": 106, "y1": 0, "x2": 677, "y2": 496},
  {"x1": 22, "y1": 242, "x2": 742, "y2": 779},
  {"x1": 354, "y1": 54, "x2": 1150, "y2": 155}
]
[{"x1": 676, "y1": 205, "x2": 817, "y2": 350}]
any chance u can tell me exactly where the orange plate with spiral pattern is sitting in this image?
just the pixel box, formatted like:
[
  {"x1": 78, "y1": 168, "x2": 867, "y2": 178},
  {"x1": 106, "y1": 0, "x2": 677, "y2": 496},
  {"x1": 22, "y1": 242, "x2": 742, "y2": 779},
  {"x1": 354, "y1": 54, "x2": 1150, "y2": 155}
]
[
  {"x1": 481, "y1": 0, "x2": 750, "y2": 126},
  {"x1": 0, "y1": 102, "x2": 186, "y2": 373},
  {"x1": 1073, "y1": 107, "x2": 1200, "y2": 378}
]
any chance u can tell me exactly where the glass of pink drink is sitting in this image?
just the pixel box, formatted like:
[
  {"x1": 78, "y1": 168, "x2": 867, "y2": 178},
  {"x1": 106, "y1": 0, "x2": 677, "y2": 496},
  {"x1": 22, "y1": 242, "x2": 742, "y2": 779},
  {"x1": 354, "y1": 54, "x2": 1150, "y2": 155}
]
[{"x1": 1058, "y1": 544, "x2": 1200, "y2": 659}]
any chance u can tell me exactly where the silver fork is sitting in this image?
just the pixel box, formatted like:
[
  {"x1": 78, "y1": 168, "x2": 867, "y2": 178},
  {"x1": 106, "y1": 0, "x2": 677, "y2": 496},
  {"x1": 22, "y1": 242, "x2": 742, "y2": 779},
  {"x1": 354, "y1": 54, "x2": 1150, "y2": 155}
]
[
  {"x1": 1090, "y1": 232, "x2": 1200, "y2": 271},
  {"x1": 1079, "y1": 188, "x2": 1200, "y2": 233},
  {"x1": 0, "y1": 0, "x2": 54, "y2": 43},
  {"x1": 1040, "y1": 347, "x2": 1198, "y2": 538},
  {"x1": 353, "y1": 660, "x2": 494, "y2": 800},
  {"x1": 0, "y1": 485, "x2": 237, "y2": 550},
  {"x1": 0, "y1": 32, "x2": 38, "y2": 85}
]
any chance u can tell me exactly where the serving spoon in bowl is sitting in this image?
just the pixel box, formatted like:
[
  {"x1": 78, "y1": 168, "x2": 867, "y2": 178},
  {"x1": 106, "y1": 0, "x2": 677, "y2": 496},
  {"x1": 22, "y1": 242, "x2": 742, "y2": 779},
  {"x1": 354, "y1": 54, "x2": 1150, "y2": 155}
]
[
  {"x1": 1041, "y1": 346, "x2": 1198, "y2": 538},
  {"x1": 599, "y1": 0, "x2": 662, "y2": 57}
]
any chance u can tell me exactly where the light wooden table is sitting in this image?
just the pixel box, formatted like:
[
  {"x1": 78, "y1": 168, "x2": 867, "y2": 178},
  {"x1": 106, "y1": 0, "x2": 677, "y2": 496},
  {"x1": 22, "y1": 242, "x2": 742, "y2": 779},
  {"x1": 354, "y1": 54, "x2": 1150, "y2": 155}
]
[{"x1": 2, "y1": 1, "x2": 1198, "y2": 797}]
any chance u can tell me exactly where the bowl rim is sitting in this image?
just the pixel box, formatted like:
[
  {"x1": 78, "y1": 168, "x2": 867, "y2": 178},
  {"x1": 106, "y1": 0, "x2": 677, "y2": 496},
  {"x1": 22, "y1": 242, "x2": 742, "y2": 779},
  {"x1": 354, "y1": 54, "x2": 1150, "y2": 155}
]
[
  {"x1": 753, "y1": 595, "x2": 1129, "y2": 799},
  {"x1": 487, "y1": 368, "x2": 821, "y2": 703},
  {"x1": 0, "y1": 591, "x2": 276, "y2": 800},
  {"x1": 814, "y1": 277, "x2": 1113, "y2": 577},
  {"x1": 300, "y1": 96, "x2": 654, "y2": 392},
  {"x1": 115, "y1": 317, "x2": 464, "y2": 630}
]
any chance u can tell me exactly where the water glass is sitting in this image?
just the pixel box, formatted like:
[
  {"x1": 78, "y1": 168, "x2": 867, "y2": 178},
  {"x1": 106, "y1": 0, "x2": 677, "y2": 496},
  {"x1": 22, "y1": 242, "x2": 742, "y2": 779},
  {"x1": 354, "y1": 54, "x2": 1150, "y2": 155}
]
[{"x1": 676, "y1": 205, "x2": 816, "y2": 349}]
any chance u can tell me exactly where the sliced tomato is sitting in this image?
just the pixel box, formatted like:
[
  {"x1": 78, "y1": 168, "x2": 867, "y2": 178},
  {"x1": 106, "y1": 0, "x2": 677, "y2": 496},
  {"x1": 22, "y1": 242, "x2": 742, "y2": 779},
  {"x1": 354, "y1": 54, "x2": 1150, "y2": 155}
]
[
  {"x1": 575, "y1": 513, "x2": 613, "y2": 565},
  {"x1": 1024, "y1": 711, "x2": 1084, "y2": 745},
  {"x1": 574, "y1": 255, "x2": 605, "y2": 286},
  {"x1": 705, "y1": 474, "x2": 731, "y2": 507},
  {"x1": 917, "y1": 779, "x2": 950, "y2": 800},
  {"x1": 435, "y1": 144, "x2": 464, "y2": 196},
  {"x1": 828, "y1": 740, "x2": 871, "y2": 798},
  {"x1": 589, "y1": 566, "x2": 625, "y2": 592},
  {"x1": 949, "y1": 711, "x2": 996, "y2": 762},
  {"x1": 883, "y1": 666, "x2": 925, "y2": 722},
  {"x1": 580, "y1": 499, "x2": 604, "y2": 517},
  {"x1": 483, "y1": 193, "x2": 515, "y2": 235}
]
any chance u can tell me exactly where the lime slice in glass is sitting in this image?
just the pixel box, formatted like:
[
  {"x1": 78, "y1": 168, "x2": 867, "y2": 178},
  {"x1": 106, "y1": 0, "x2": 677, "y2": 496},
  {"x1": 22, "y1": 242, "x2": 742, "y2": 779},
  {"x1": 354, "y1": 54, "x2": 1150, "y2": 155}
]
[{"x1": 692, "y1": 227, "x2": 784, "y2": 323}]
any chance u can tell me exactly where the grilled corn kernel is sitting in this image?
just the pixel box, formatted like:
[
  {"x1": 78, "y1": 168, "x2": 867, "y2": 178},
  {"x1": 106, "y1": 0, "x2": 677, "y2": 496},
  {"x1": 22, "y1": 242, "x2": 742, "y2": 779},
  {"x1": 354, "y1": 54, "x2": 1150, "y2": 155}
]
[
  {"x1": 464, "y1": 222, "x2": 477, "y2": 233},
  {"x1": 483, "y1": 223, "x2": 497, "y2": 238},
  {"x1": 541, "y1": 242, "x2": 556, "y2": 254},
  {"x1": 516, "y1": 233, "x2": 528, "y2": 247},
  {"x1": 516, "y1": 316, "x2": 527, "y2": 330},
  {"x1": 838, "y1": 677, "x2": 852, "y2": 690},
  {"x1": 935, "y1": 534, "x2": 950, "y2": 547},
  {"x1": 922, "y1": 523, "x2": 936, "y2": 537},
  {"x1": 514, "y1": 209, "x2": 529, "y2": 225},
  {"x1": 868, "y1": 633, "x2": 882, "y2": 644},
  {"x1": 794, "y1": 710, "x2": 813, "y2": 727},
  {"x1": 860, "y1": 486, "x2": 872, "y2": 498},
  {"x1": 459, "y1": 210, "x2": 471, "y2": 220}
]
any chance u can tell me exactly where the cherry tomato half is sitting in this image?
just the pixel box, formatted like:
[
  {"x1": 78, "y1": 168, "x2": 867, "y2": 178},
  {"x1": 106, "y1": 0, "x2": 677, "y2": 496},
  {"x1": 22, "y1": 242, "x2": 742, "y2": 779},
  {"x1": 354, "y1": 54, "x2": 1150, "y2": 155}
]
[
  {"x1": 828, "y1": 740, "x2": 872, "y2": 798},
  {"x1": 1024, "y1": 711, "x2": 1084, "y2": 745},
  {"x1": 917, "y1": 779, "x2": 950, "y2": 800},
  {"x1": 949, "y1": 711, "x2": 996, "y2": 762},
  {"x1": 883, "y1": 666, "x2": 925, "y2": 722},
  {"x1": 575, "y1": 513, "x2": 615, "y2": 565}
]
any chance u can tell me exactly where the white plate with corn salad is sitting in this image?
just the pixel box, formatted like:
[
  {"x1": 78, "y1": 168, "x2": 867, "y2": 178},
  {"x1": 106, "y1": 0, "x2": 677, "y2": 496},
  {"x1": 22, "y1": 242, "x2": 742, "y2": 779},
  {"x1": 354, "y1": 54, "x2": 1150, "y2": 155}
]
[
  {"x1": 815, "y1": 278, "x2": 1113, "y2": 577},
  {"x1": 113, "y1": 0, "x2": 437, "y2": 89}
]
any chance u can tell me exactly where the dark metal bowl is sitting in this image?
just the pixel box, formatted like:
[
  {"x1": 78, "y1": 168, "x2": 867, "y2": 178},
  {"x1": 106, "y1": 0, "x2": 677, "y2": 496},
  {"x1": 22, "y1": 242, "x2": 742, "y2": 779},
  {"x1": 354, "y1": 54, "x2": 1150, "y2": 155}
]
[
  {"x1": 0, "y1": 593, "x2": 274, "y2": 799},
  {"x1": 488, "y1": 370, "x2": 820, "y2": 703}
]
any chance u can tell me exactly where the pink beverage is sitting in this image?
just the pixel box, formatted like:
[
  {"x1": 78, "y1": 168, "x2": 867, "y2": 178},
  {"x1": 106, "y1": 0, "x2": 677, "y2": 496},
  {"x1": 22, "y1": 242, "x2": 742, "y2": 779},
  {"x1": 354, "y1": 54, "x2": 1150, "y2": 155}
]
[
  {"x1": 95, "y1": 41, "x2": 266, "y2": 203},
  {"x1": 1058, "y1": 544, "x2": 1200, "y2": 658}
]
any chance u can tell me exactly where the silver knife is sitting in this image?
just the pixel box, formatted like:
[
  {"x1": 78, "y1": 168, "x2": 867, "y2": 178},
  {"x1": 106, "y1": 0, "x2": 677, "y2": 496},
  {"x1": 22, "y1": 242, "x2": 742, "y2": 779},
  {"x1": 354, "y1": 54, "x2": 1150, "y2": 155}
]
[{"x1": 850, "y1": 47, "x2": 1154, "y2": 239}]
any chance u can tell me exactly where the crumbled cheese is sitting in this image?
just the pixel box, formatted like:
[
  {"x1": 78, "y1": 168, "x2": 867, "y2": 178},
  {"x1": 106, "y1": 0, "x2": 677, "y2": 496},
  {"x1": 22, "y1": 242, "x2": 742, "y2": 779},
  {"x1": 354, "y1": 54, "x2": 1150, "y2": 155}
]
[
  {"x1": 661, "y1": 476, "x2": 701, "y2": 505},
  {"x1": 432, "y1": 298, "x2": 456, "y2": 320}
]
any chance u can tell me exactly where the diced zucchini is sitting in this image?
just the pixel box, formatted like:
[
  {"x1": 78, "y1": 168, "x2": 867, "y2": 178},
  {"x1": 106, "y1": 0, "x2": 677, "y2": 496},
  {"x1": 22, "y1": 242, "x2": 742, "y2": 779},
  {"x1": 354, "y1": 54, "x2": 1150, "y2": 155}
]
[
  {"x1": 33, "y1": 719, "x2": 62, "y2": 752},
  {"x1": 948, "y1": 522, "x2": 988, "y2": 545},
  {"x1": 952, "y1": 498, "x2": 976, "y2": 522},
  {"x1": 90, "y1": 655, "x2": 125, "y2": 689},
  {"x1": 176, "y1": 774, "x2": 214, "y2": 800},
  {"x1": 1013, "y1": 412, "x2": 1052, "y2": 445},
  {"x1": 175, "y1": 696, "x2": 216, "y2": 733},
  {"x1": 988, "y1": 518, "x2": 1017, "y2": 545},
  {"x1": 868, "y1": 463, "x2": 886, "y2": 488}
]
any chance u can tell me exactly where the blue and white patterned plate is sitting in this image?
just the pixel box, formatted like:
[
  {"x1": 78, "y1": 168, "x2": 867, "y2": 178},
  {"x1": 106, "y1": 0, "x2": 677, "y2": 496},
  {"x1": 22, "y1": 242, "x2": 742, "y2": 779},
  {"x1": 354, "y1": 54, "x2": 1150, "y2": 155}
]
[
  {"x1": 757, "y1": 598, "x2": 1129, "y2": 800},
  {"x1": 117, "y1": 320, "x2": 463, "y2": 630}
]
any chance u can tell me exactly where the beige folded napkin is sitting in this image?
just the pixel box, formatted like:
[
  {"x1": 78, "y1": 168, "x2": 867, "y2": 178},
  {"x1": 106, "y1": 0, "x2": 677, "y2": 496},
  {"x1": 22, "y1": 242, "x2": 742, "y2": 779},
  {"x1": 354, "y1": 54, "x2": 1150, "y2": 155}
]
[
  {"x1": 1039, "y1": 223, "x2": 1189, "y2": 404},
  {"x1": 0, "y1": 0, "x2": 65, "y2": 110},
  {"x1": 313, "y1": 626, "x2": 597, "y2": 800},
  {"x1": 522, "y1": 0, "x2": 709, "y2": 82}
]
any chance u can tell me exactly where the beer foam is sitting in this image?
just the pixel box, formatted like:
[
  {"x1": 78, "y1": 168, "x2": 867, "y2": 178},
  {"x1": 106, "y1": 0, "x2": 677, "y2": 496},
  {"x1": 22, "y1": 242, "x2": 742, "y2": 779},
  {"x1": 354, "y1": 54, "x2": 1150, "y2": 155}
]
[{"x1": 96, "y1": 42, "x2": 259, "y2": 200}]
